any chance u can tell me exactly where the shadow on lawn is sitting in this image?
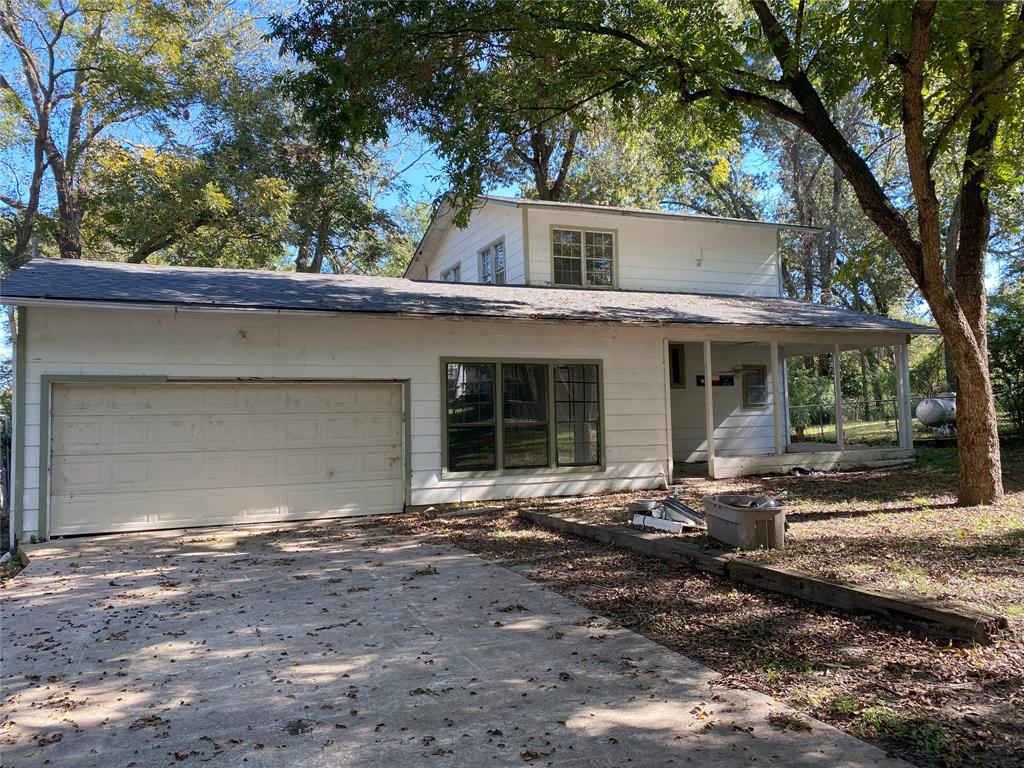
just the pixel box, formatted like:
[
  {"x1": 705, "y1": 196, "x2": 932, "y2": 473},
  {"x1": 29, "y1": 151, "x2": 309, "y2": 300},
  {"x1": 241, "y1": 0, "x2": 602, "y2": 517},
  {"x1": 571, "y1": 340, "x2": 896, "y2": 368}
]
[{"x1": 789, "y1": 502, "x2": 959, "y2": 523}]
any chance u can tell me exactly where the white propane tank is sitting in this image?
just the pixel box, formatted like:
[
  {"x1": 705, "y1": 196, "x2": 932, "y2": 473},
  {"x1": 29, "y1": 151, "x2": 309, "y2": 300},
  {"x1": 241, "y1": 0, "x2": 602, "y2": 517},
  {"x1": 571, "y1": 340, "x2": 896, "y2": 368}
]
[{"x1": 915, "y1": 392, "x2": 956, "y2": 427}]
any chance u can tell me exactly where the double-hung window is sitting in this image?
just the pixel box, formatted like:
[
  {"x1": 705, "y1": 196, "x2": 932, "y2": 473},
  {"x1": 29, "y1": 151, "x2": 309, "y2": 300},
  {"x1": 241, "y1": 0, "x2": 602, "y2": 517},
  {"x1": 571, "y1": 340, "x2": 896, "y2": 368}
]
[
  {"x1": 444, "y1": 360, "x2": 602, "y2": 473},
  {"x1": 440, "y1": 264, "x2": 461, "y2": 282},
  {"x1": 551, "y1": 227, "x2": 615, "y2": 287},
  {"x1": 479, "y1": 239, "x2": 506, "y2": 284},
  {"x1": 741, "y1": 365, "x2": 768, "y2": 409}
]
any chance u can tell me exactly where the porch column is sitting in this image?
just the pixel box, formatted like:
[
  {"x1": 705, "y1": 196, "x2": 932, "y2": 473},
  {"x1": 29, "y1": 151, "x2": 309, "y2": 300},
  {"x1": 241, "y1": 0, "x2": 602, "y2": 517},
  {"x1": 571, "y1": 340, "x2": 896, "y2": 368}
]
[
  {"x1": 703, "y1": 340, "x2": 716, "y2": 477},
  {"x1": 895, "y1": 342, "x2": 914, "y2": 449},
  {"x1": 833, "y1": 343, "x2": 844, "y2": 449},
  {"x1": 771, "y1": 340, "x2": 783, "y2": 456}
]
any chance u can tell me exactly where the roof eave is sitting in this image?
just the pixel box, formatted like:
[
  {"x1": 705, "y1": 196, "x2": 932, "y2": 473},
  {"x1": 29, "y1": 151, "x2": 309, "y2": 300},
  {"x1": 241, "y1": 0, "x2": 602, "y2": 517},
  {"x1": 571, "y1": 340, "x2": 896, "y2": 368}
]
[
  {"x1": 1, "y1": 294, "x2": 936, "y2": 335},
  {"x1": 485, "y1": 195, "x2": 824, "y2": 234}
]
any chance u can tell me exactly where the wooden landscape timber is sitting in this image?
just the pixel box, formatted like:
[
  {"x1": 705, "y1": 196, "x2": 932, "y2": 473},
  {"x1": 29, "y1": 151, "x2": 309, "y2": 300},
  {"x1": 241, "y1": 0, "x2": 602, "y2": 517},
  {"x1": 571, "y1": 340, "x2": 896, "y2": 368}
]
[{"x1": 518, "y1": 508, "x2": 1008, "y2": 644}]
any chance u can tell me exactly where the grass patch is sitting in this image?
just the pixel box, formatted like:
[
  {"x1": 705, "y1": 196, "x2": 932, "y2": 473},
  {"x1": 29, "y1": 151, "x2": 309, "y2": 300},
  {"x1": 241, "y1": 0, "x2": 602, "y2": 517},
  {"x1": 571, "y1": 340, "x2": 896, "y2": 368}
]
[{"x1": 853, "y1": 705, "x2": 958, "y2": 760}]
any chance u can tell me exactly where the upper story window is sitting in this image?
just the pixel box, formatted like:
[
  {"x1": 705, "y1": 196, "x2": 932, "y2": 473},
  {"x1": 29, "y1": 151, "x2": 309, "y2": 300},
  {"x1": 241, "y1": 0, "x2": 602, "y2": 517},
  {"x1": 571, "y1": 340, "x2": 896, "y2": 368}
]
[
  {"x1": 479, "y1": 239, "x2": 506, "y2": 284},
  {"x1": 552, "y1": 227, "x2": 615, "y2": 288},
  {"x1": 440, "y1": 264, "x2": 461, "y2": 282}
]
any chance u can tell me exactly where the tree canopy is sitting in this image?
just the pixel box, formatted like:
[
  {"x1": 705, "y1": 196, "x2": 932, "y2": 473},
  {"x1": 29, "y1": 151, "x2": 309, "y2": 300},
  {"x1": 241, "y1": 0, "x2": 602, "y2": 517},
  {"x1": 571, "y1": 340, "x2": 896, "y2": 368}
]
[
  {"x1": 0, "y1": 0, "x2": 425, "y2": 276},
  {"x1": 274, "y1": 0, "x2": 1024, "y2": 504}
]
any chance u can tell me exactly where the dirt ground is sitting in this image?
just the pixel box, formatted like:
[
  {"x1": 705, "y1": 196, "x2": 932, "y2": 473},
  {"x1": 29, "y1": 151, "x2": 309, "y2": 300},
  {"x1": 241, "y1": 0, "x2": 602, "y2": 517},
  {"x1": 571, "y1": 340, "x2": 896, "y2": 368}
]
[{"x1": 388, "y1": 445, "x2": 1024, "y2": 768}]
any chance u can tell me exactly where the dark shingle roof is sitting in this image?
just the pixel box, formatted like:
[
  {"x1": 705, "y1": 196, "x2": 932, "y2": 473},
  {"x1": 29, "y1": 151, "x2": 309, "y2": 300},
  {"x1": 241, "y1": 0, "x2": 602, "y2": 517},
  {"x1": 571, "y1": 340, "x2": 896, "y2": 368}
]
[{"x1": 0, "y1": 259, "x2": 934, "y2": 333}]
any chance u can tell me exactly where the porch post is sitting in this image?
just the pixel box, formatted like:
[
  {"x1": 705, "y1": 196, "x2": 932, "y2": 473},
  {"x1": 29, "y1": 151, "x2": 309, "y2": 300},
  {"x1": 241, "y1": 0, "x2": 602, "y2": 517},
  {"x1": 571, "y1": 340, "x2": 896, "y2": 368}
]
[
  {"x1": 703, "y1": 340, "x2": 716, "y2": 477},
  {"x1": 833, "y1": 343, "x2": 844, "y2": 449},
  {"x1": 895, "y1": 342, "x2": 913, "y2": 449},
  {"x1": 771, "y1": 340, "x2": 783, "y2": 456}
]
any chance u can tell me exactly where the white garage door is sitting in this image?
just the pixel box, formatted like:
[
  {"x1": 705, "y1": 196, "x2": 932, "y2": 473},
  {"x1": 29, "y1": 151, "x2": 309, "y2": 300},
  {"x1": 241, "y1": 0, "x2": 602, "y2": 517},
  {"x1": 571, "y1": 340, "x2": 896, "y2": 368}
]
[{"x1": 49, "y1": 381, "x2": 405, "y2": 536}]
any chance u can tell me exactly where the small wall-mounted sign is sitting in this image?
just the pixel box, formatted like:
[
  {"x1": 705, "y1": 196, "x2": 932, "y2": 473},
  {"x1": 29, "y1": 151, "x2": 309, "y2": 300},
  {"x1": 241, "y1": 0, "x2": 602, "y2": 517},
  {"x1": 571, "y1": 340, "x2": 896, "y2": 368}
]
[{"x1": 697, "y1": 373, "x2": 735, "y2": 388}]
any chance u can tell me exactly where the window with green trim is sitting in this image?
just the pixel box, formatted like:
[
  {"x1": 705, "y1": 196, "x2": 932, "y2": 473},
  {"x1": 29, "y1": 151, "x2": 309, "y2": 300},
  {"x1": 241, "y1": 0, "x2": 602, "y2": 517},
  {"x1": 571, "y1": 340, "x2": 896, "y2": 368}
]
[
  {"x1": 555, "y1": 364, "x2": 601, "y2": 466},
  {"x1": 502, "y1": 363, "x2": 549, "y2": 468},
  {"x1": 445, "y1": 362, "x2": 496, "y2": 470},
  {"x1": 741, "y1": 365, "x2": 768, "y2": 409},
  {"x1": 444, "y1": 360, "x2": 602, "y2": 472},
  {"x1": 552, "y1": 228, "x2": 615, "y2": 287}
]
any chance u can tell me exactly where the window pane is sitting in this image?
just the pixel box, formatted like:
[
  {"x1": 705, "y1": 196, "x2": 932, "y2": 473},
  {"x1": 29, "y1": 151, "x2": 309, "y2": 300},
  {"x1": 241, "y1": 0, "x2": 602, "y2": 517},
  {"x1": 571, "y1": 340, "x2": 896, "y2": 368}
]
[
  {"x1": 554, "y1": 364, "x2": 600, "y2": 466},
  {"x1": 554, "y1": 257, "x2": 582, "y2": 285},
  {"x1": 447, "y1": 362, "x2": 495, "y2": 423},
  {"x1": 503, "y1": 363, "x2": 549, "y2": 468},
  {"x1": 448, "y1": 426, "x2": 496, "y2": 471},
  {"x1": 494, "y1": 241, "x2": 506, "y2": 284},
  {"x1": 504, "y1": 425, "x2": 549, "y2": 469},
  {"x1": 552, "y1": 229, "x2": 582, "y2": 285},
  {"x1": 556, "y1": 422, "x2": 599, "y2": 466},
  {"x1": 585, "y1": 231, "x2": 614, "y2": 286},
  {"x1": 447, "y1": 362, "x2": 496, "y2": 470}
]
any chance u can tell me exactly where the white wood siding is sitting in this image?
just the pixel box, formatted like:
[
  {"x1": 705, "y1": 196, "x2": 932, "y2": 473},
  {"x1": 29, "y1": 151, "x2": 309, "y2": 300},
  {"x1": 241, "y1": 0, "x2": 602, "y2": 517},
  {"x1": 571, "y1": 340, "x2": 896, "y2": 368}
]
[
  {"x1": 428, "y1": 202, "x2": 525, "y2": 283},
  {"x1": 19, "y1": 307, "x2": 670, "y2": 538},
  {"x1": 524, "y1": 207, "x2": 781, "y2": 296},
  {"x1": 670, "y1": 342, "x2": 775, "y2": 461}
]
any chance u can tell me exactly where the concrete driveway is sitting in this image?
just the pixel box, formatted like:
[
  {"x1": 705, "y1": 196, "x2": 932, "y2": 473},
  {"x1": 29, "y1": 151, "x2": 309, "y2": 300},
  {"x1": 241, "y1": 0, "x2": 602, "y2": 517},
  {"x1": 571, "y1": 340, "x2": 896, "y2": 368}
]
[{"x1": 1, "y1": 521, "x2": 906, "y2": 767}]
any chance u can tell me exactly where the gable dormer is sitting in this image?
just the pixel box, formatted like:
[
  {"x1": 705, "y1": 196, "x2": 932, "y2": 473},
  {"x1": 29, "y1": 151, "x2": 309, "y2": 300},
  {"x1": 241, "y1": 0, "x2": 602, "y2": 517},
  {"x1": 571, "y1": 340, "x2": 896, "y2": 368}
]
[{"x1": 407, "y1": 196, "x2": 815, "y2": 298}]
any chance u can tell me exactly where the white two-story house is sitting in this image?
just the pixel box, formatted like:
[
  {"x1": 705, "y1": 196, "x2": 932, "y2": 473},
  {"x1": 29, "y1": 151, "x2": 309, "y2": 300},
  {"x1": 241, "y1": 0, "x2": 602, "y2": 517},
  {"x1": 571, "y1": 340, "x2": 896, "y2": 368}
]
[{"x1": 1, "y1": 196, "x2": 933, "y2": 541}]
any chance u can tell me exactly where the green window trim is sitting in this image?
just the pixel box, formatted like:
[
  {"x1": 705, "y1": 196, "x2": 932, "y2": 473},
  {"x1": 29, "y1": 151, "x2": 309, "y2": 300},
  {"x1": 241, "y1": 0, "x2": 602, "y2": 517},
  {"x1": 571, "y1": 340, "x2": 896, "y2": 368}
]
[
  {"x1": 669, "y1": 344, "x2": 686, "y2": 388},
  {"x1": 478, "y1": 237, "x2": 507, "y2": 285},
  {"x1": 441, "y1": 357, "x2": 605, "y2": 477},
  {"x1": 741, "y1": 364, "x2": 769, "y2": 410},
  {"x1": 549, "y1": 225, "x2": 618, "y2": 289}
]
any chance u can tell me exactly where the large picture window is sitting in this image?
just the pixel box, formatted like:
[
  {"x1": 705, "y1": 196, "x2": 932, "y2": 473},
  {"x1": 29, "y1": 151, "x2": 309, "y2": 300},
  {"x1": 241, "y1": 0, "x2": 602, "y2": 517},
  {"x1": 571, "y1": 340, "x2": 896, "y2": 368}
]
[
  {"x1": 551, "y1": 228, "x2": 615, "y2": 287},
  {"x1": 444, "y1": 360, "x2": 602, "y2": 473}
]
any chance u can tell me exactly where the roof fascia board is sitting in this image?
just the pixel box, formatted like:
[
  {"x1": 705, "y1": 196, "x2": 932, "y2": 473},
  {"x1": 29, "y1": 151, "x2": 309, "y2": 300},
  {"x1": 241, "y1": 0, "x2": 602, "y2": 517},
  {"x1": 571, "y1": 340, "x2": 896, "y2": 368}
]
[
  {"x1": 1, "y1": 296, "x2": 936, "y2": 336},
  {"x1": 492, "y1": 196, "x2": 822, "y2": 234},
  {"x1": 403, "y1": 198, "x2": 457, "y2": 279}
]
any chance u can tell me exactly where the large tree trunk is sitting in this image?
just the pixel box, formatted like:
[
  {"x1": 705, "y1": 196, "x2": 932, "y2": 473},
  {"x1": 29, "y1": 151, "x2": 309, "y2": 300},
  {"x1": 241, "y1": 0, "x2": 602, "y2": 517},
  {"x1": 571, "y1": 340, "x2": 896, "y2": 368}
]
[
  {"x1": 942, "y1": 317, "x2": 1003, "y2": 505},
  {"x1": 819, "y1": 161, "x2": 842, "y2": 305},
  {"x1": 55, "y1": 204, "x2": 84, "y2": 259},
  {"x1": 45, "y1": 140, "x2": 84, "y2": 259},
  {"x1": 741, "y1": 0, "x2": 1005, "y2": 504}
]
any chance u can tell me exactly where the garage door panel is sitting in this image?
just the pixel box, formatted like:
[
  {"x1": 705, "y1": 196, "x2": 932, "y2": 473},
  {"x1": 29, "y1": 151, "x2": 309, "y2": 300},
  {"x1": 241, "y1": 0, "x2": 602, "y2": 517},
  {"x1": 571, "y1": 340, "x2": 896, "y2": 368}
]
[
  {"x1": 53, "y1": 382, "x2": 402, "y2": 417},
  {"x1": 50, "y1": 382, "x2": 405, "y2": 535},
  {"x1": 51, "y1": 479, "x2": 403, "y2": 535},
  {"x1": 52, "y1": 412, "x2": 403, "y2": 455},
  {"x1": 53, "y1": 446, "x2": 403, "y2": 495}
]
